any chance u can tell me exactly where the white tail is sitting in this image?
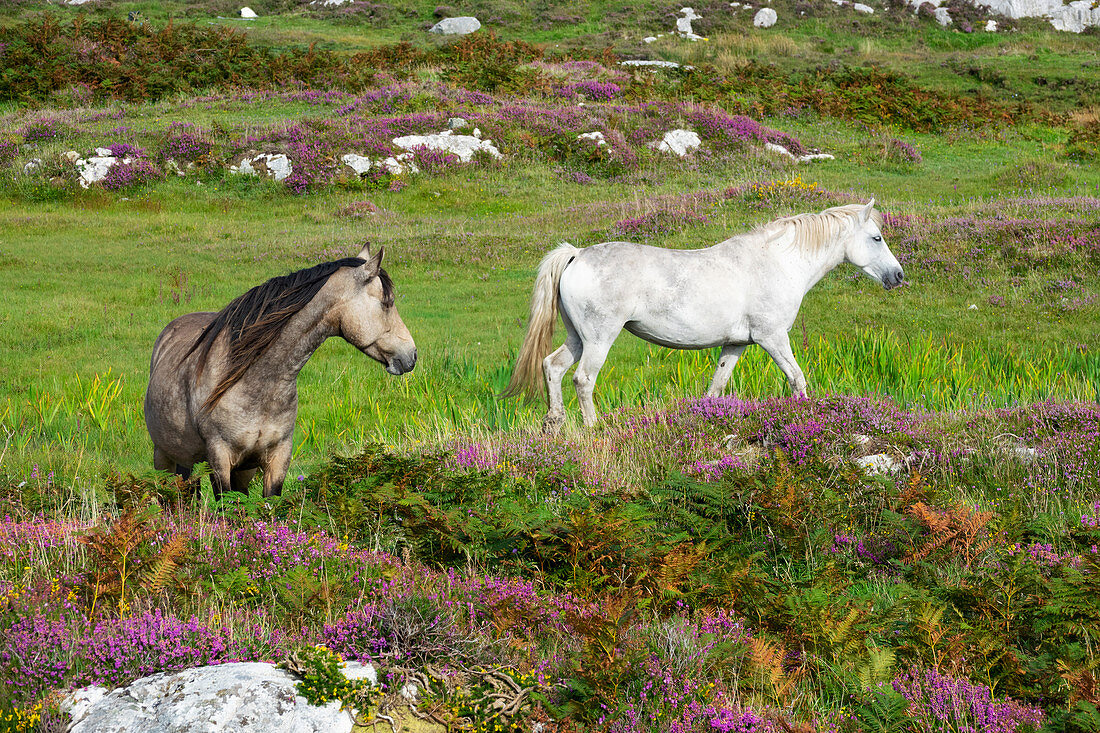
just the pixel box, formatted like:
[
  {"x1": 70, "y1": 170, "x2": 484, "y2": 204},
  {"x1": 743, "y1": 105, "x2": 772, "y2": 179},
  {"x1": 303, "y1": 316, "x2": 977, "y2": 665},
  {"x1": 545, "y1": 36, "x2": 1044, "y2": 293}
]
[{"x1": 501, "y1": 243, "x2": 579, "y2": 400}]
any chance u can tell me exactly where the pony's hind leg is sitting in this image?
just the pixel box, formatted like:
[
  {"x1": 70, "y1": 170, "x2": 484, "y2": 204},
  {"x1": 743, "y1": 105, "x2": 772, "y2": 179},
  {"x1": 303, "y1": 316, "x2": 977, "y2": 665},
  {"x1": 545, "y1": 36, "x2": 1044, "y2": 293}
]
[
  {"x1": 573, "y1": 341, "x2": 614, "y2": 427},
  {"x1": 543, "y1": 336, "x2": 582, "y2": 434},
  {"x1": 706, "y1": 344, "x2": 747, "y2": 397},
  {"x1": 755, "y1": 333, "x2": 808, "y2": 397}
]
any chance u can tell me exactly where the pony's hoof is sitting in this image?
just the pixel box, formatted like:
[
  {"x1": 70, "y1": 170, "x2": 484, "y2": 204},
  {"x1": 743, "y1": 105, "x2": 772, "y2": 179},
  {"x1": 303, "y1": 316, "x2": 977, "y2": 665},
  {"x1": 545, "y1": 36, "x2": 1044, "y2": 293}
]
[{"x1": 542, "y1": 413, "x2": 565, "y2": 434}]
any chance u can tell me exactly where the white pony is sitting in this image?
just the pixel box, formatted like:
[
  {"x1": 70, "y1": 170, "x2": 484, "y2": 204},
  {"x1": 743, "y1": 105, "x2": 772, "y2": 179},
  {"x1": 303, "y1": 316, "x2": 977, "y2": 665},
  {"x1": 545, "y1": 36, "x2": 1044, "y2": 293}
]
[{"x1": 503, "y1": 200, "x2": 903, "y2": 431}]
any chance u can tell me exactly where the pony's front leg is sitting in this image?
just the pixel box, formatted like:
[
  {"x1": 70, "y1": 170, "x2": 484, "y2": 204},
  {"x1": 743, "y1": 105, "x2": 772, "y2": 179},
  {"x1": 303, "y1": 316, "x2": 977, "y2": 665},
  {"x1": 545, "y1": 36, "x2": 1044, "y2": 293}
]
[
  {"x1": 261, "y1": 441, "x2": 293, "y2": 498},
  {"x1": 706, "y1": 344, "x2": 747, "y2": 397},
  {"x1": 206, "y1": 445, "x2": 235, "y2": 499},
  {"x1": 756, "y1": 334, "x2": 808, "y2": 397}
]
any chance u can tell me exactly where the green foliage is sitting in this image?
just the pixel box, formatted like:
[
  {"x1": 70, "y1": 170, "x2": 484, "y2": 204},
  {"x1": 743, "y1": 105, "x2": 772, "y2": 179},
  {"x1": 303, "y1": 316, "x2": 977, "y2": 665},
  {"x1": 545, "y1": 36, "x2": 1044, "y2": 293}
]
[
  {"x1": 1065, "y1": 119, "x2": 1100, "y2": 162},
  {"x1": 0, "y1": 13, "x2": 378, "y2": 103},
  {"x1": 279, "y1": 645, "x2": 378, "y2": 712}
]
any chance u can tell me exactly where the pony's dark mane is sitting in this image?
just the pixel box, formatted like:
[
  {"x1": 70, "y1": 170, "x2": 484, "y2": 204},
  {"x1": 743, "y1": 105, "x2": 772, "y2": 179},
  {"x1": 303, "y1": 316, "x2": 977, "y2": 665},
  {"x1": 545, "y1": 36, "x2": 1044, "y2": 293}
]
[{"x1": 186, "y1": 257, "x2": 394, "y2": 410}]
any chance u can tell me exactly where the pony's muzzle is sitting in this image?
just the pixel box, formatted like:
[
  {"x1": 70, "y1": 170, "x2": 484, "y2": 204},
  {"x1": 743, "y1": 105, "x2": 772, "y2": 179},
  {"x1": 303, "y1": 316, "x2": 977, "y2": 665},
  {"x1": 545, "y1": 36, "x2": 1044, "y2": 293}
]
[
  {"x1": 386, "y1": 347, "x2": 417, "y2": 375},
  {"x1": 883, "y1": 269, "x2": 904, "y2": 290}
]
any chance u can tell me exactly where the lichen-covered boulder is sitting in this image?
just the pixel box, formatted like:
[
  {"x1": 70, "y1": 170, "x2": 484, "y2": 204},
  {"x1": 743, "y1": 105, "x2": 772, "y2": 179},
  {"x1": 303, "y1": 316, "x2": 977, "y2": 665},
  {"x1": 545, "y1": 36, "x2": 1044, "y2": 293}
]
[
  {"x1": 65, "y1": 662, "x2": 376, "y2": 733},
  {"x1": 429, "y1": 16, "x2": 481, "y2": 35},
  {"x1": 650, "y1": 129, "x2": 701, "y2": 157}
]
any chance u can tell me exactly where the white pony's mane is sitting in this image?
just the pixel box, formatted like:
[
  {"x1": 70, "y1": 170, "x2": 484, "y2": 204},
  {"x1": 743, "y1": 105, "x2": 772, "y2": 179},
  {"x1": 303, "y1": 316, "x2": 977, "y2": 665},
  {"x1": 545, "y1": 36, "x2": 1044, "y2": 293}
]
[{"x1": 757, "y1": 203, "x2": 883, "y2": 252}]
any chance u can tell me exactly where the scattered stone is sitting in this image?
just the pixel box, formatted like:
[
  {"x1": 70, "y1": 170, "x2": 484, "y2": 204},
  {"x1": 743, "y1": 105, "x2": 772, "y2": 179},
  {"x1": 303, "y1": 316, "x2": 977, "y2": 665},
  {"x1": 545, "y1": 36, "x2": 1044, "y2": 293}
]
[
  {"x1": 75, "y1": 153, "x2": 125, "y2": 188},
  {"x1": 643, "y1": 35, "x2": 658, "y2": 43},
  {"x1": 764, "y1": 142, "x2": 835, "y2": 163},
  {"x1": 676, "y1": 7, "x2": 706, "y2": 39},
  {"x1": 968, "y1": 303, "x2": 978, "y2": 310},
  {"x1": 753, "y1": 7, "x2": 778, "y2": 26},
  {"x1": 63, "y1": 150, "x2": 81, "y2": 163},
  {"x1": 621, "y1": 59, "x2": 695, "y2": 71},
  {"x1": 230, "y1": 153, "x2": 292, "y2": 182},
  {"x1": 429, "y1": 16, "x2": 481, "y2": 35},
  {"x1": 66, "y1": 0, "x2": 97, "y2": 4},
  {"x1": 472, "y1": 127, "x2": 482, "y2": 138},
  {"x1": 377, "y1": 153, "x2": 418, "y2": 175},
  {"x1": 985, "y1": 19, "x2": 998, "y2": 29},
  {"x1": 651, "y1": 129, "x2": 701, "y2": 157},
  {"x1": 933, "y1": 6, "x2": 952, "y2": 24},
  {"x1": 577, "y1": 131, "x2": 608, "y2": 147},
  {"x1": 311, "y1": 0, "x2": 353, "y2": 5},
  {"x1": 856, "y1": 453, "x2": 906, "y2": 476},
  {"x1": 22, "y1": 159, "x2": 41, "y2": 174},
  {"x1": 392, "y1": 130, "x2": 502, "y2": 162},
  {"x1": 65, "y1": 662, "x2": 377, "y2": 733},
  {"x1": 447, "y1": 117, "x2": 468, "y2": 130},
  {"x1": 341, "y1": 154, "x2": 372, "y2": 177},
  {"x1": 853, "y1": 2, "x2": 874, "y2": 11},
  {"x1": 238, "y1": 6, "x2": 257, "y2": 18}
]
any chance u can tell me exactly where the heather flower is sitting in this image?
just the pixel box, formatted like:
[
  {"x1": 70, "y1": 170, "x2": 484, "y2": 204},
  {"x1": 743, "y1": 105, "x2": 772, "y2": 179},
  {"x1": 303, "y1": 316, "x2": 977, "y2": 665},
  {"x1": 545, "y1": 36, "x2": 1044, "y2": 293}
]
[
  {"x1": 20, "y1": 118, "x2": 67, "y2": 143},
  {"x1": 0, "y1": 137, "x2": 18, "y2": 168},
  {"x1": 613, "y1": 209, "x2": 710, "y2": 239},
  {"x1": 99, "y1": 159, "x2": 160, "y2": 190},
  {"x1": 892, "y1": 666, "x2": 1043, "y2": 733},
  {"x1": 161, "y1": 124, "x2": 214, "y2": 164}
]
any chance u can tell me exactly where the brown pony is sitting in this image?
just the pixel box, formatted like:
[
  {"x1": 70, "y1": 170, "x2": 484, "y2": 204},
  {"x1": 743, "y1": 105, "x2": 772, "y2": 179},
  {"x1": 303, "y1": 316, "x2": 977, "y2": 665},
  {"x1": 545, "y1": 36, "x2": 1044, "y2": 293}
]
[{"x1": 144, "y1": 245, "x2": 416, "y2": 497}]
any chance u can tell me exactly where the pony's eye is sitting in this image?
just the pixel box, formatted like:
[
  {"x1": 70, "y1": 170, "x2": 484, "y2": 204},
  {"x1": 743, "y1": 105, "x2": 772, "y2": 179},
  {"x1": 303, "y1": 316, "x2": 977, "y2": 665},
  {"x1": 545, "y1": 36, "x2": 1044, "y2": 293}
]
[{"x1": 872, "y1": 235, "x2": 883, "y2": 242}]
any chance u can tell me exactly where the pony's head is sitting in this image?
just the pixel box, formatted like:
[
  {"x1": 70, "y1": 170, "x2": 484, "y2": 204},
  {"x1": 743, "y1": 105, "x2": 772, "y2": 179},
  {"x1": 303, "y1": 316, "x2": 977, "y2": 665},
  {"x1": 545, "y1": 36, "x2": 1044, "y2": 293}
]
[
  {"x1": 841, "y1": 199, "x2": 904, "y2": 290},
  {"x1": 330, "y1": 244, "x2": 417, "y2": 375}
]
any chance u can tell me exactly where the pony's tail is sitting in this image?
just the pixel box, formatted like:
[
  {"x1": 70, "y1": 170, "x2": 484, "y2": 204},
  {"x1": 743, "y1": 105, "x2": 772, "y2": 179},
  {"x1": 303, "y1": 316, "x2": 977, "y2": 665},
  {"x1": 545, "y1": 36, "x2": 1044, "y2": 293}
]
[{"x1": 501, "y1": 242, "x2": 578, "y2": 401}]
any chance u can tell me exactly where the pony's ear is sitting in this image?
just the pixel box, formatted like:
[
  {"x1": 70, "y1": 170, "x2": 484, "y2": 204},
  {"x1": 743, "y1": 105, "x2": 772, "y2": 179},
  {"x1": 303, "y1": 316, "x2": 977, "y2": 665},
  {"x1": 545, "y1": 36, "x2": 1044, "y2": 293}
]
[
  {"x1": 355, "y1": 242, "x2": 372, "y2": 260},
  {"x1": 861, "y1": 198, "x2": 876, "y2": 222},
  {"x1": 357, "y1": 246, "x2": 385, "y2": 281}
]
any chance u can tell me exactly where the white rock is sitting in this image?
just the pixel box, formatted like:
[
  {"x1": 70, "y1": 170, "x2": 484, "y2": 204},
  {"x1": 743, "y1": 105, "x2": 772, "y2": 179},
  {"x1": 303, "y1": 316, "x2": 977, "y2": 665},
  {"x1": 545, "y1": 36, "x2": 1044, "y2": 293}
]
[
  {"x1": 66, "y1": 0, "x2": 96, "y2": 4},
  {"x1": 65, "y1": 662, "x2": 377, "y2": 733},
  {"x1": 651, "y1": 129, "x2": 701, "y2": 157},
  {"x1": 621, "y1": 59, "x2": 695, "y2": 71},
  {"x1": 676, "y1": 7, "x2": 706, "y2": 39},
  {"x1": 75, "y1": 155, "x2": 123, "y2": 188},
  {"x1": 764, "y1": 142, "x2": 835, "y2": 163},
  {"x1": 378, "y1": 153, "x2": 418, "y2": 175},
  {"x1": 429, "y1": 16, "x2": 481, "y2": 35},
  {"x1": 447, "y1": 117, "x2": 468, "y2": 130},
  {"x1": 643, "y1": 35, "x2": 658, "y2": 43},
  {"x1": 63, "y1": 150, "x2": 81, "y2": 163},
  {"x1": 853, "y1": 2, "x2": 874, "y2": 11},
  {"x1": 856, "y1": 453, "x2": 905, "y2": 475},
  {"x1": 967, "y1": 0, "x2": 1100, "y2": 30},
  {"x1": 94, "y1": 147, "x2": 113, "y2": 157},
  {"x1": 577, "y1": 131, "x2": 608, "y2": 146},
  {"x1": 392, "y1": 131, "x2": 502, "y2": 162},
  {"x1": 933, "y1": 6, "x2": 952, "y2": 24},
  {"x1": 985, "y1": 19, "x2": 998, "y2": 29},
  {"x1": 753, "y1": 7, "x2": 778, "y2": 26},
  {"x1": 231, "y1": 153, "x2": 292, "y2": 182},
  {"x1": 22, "y1": 158, "x2": 42, "y2": 174},
  {"x1": 472, "y1": 127, "x2": 482, "y2": 138},
  {"x1": 239, "y1": 6, "x2": 257, "y2": 18},
  {"x1": 968, "y1": 303, "x2": 978, "y2": 310},
  {"x1": 310, "y1": 0, "x2": 353, "y2": 5},
  {"x1": 341, "y1": 153, "x2": 372, "y2": 177},
  {"x1": 1013, "y1": 445, "x2": 1040, "y2": 461}
]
